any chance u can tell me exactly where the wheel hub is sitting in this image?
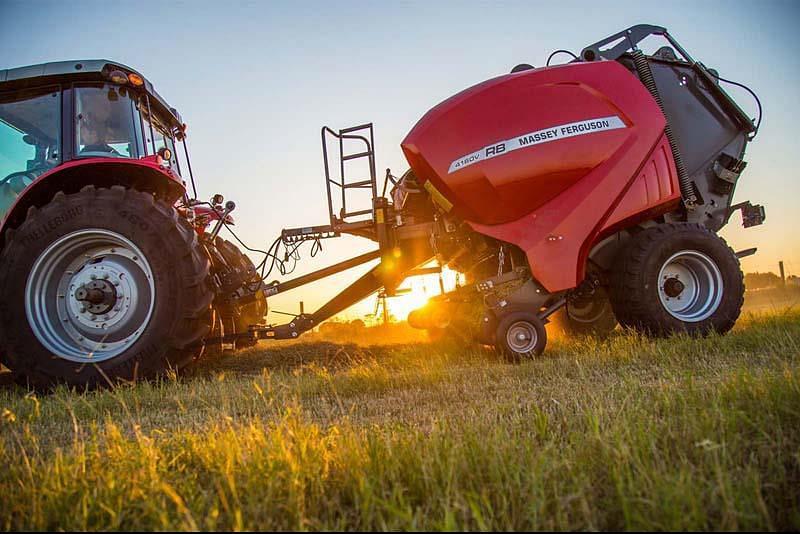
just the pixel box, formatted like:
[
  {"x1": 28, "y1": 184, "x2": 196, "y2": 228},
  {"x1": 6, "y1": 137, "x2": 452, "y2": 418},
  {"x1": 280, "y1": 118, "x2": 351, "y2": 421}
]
[
  {"x1": 506, "y1": 321, "x2": 538, "y2": 353},
  {"x1": 74, "y1": 279, "x2": 117, "y2": 315},
  {"x1": 657, "y1": 250, "x2": 723, "y2": 322},
  {"x1": 25, "y1": 229, "x2": 155, "y2": 363},
  {"x1": 662, "y1": 276, "x2": 685, "y2": 298}
]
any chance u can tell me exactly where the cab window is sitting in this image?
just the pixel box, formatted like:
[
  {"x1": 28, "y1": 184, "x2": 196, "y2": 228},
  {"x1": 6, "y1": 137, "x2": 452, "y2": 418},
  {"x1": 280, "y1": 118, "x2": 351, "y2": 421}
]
[
  {"x1": 75, "y1": 85, "x2": 139, "y2": 159},
  {"x1": 0, "y1": 87, "x2": 61, "y2": 220},
  {"x1": 141, "y1": 102, "x2": 178, "y2": 168}
]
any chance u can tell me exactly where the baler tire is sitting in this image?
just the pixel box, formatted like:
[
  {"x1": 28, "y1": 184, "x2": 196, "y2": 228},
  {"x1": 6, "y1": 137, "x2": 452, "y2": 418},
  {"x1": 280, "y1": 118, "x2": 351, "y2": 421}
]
[
  {"x1": 549, "y1": 287, "x2": 617, "y2": 337},
  {"x1": 609, "y1": 223, "x2": 744, "y2": 337},
  {"x1": 0, "y1": 186, "x2": 213, "y2": 389}
]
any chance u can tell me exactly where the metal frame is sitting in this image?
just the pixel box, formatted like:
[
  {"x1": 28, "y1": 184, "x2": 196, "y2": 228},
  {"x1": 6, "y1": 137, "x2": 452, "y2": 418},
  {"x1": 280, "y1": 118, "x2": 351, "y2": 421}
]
[
  {"x1": 580, "y1": 24, "x2": 754, "y2": 135},
  {"x1": 238, "y1": 234, "x2": 433, "y2": 342}
]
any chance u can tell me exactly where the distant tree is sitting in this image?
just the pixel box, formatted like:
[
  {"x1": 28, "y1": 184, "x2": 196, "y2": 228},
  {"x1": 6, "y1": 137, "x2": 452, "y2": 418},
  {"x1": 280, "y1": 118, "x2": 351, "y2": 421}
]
[
  {"x1": 317, "y1": 318, "x2": 369, "y2": 341},
  {"x1": 744, "y1": 271, "x2": 782, "y2": 290}
]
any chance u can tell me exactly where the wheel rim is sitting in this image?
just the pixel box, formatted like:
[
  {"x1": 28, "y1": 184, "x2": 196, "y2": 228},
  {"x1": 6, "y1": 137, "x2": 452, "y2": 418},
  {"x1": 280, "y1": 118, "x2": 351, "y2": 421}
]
[
  {"x1": 25, "y1": 229, "x2": 155, "y2": 363},
  {"x1": 657, "y1": 250, "x2": 723, "y2": 323},
  {"x1": 506, "y1": 320, "x2": 538, "y2": 353}
]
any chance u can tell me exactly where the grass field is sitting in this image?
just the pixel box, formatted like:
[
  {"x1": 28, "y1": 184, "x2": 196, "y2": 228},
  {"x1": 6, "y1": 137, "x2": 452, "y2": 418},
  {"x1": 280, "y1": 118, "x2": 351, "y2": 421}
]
[{"x1": 1, "y1": 290, "x2": 799, "y2": 530}]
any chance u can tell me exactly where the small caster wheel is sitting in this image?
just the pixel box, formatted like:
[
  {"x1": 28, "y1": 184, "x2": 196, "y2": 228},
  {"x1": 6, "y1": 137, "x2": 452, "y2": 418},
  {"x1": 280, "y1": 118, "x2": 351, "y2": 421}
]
[{"x1": 495, "y1": 311, "x2": 547, "y2": 362}]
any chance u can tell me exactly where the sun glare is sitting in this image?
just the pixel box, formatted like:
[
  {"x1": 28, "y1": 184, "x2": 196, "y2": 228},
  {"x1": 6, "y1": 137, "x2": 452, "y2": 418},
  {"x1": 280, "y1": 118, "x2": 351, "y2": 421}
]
[{"x1": 384, "y1": 266, "x2": 460, "y2": 321}]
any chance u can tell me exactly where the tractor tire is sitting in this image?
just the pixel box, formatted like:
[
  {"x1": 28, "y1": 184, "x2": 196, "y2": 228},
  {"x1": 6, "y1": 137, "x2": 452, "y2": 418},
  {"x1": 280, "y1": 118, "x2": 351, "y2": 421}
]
[
  {"x1": 549, "y1": 287, "x2": 617, "y2": 337},
  {"x1": 214, "y1": 238, "x2": 266, "y2": 349},
  {"x1": 495, "y1": 310, "x2": 547, "y2": 362},
  {"x1": 0, "y1": 186, "x2": 213, "y2": 389},
  {"x1": 609, "y1": 223, "x2": 744, "y2": 337}
]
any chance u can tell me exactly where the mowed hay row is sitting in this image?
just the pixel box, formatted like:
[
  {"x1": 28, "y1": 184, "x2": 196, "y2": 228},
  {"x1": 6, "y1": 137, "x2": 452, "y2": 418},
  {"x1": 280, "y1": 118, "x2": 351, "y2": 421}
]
[{"x1": 0, "y1": 310, "x2": 798, "y2": 530}]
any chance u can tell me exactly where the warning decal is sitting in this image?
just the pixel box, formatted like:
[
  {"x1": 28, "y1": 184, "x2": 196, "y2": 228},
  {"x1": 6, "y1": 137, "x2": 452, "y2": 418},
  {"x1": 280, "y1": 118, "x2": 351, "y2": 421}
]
[{"x1": 447, "y1": 116, "x2": 626, "y2": 174}]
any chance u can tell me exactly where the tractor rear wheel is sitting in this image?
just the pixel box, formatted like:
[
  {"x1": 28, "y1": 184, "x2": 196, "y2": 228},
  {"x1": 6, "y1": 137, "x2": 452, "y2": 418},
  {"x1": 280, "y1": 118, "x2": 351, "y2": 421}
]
[
  {"x1": 0, "y1": 186, "x2": 213, "y2": 388},
  {"x1": 609, "y1": 223, "x2": 744, "y2": 336}
]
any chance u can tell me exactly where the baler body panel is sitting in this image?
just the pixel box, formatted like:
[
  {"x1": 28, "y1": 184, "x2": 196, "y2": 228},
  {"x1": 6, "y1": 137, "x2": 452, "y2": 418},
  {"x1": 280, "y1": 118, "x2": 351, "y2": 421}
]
[
  {"x1": 468, "y1": 134, "x2": 679, "y2": 292},
  {"x1": 599, "y1": 135, "x2": 681, "y2": 237},
  {"x1": 402, "y1": 60, "x2": 680, "y2": 291}
]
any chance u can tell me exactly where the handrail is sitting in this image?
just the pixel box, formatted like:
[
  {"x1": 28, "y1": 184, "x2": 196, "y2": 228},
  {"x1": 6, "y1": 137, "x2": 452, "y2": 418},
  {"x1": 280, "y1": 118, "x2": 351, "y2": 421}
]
[{"x1": 320, "y1": 123, "x2": 378, "y2": 227}]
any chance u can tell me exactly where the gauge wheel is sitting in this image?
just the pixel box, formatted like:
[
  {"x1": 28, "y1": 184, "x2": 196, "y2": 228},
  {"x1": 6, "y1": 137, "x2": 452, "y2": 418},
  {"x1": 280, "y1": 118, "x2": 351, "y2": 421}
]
[
  {"x1": 495, "y1": 310, "x2": 547, "y2": 362},
  {"x1": 0, "y1": 186, "x2": 213, "y2": 388},
  {"x1": 609, "y1": 223, "x2": 744, "y2": 336}
]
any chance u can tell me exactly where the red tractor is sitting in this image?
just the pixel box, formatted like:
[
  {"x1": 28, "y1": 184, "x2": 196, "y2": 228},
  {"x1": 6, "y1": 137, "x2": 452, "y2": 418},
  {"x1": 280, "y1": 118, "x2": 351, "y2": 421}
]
[
  {"x1": 0, "y1": 25, "x2": 764, "y2": 387},
  {"x1": 0, "y1": 61, "x2": 265, "y2": 387}
]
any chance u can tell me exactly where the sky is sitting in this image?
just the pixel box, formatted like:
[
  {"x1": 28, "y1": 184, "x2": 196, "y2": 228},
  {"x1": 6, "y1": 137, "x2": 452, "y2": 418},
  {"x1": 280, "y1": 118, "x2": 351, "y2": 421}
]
[{"x1": 1, "y1": 0, "x2": 798, "y2": 321}]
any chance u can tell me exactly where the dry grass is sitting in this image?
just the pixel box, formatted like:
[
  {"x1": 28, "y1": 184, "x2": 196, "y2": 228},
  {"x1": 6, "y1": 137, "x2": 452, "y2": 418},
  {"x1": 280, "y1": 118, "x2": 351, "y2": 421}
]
[{"x1": 0, "y1": 297, "x2": 798, "y2": 530}]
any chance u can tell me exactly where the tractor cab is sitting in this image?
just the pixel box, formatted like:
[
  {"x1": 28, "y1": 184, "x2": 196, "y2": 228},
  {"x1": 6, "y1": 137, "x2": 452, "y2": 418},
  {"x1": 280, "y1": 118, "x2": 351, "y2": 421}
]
[{"x1": 0, "y1": 60, "x2": 187, "y2": 219}]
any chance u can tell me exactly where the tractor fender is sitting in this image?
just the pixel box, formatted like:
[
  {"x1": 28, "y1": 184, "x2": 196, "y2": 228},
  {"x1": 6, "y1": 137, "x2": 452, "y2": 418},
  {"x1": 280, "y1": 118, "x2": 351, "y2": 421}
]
[{"x1": 0, "y1": 157, "x2": 186, "y2": 249}]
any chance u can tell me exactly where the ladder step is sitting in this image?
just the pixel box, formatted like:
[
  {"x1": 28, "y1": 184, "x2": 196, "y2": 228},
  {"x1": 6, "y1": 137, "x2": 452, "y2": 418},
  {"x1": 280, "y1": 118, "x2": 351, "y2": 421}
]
[
  {"x1": 339, "y1": 123, "x2": 373, "y2": 134},
  {"x1": 343, "y1": 208, "x2": 373, "y2": 218},
  {"x1": 343, "y1": 180, "x2": 374, "y2": 189},
  {"x1": 342, "y1": 151, "x2": 373, "y2": 161}
]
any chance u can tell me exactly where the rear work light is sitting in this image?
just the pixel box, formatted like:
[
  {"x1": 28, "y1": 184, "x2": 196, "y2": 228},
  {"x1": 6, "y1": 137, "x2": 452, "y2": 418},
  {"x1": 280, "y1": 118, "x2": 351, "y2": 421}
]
[
  {"x1": 127, "y1": 73, "x2": 144, "y2": 86},
  {"x1": 108, "y1": 70, "x2": 128, "y2": 84}
]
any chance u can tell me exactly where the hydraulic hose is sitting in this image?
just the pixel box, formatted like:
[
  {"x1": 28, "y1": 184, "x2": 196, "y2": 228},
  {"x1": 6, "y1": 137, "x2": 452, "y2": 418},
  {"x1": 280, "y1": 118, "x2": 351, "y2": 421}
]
[{"x1": 631, "y1": 49, "x2": 698, "y2": 210}]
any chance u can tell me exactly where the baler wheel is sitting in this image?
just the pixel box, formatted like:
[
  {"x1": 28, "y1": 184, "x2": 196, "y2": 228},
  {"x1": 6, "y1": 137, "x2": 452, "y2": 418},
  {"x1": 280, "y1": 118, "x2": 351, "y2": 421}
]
[
  {"x1": 609, "y1": 223, "x2": 744, "y2": 337},
  {"x1": 0, "y1": 186, "x2": 213, "y2": 388},
  {"x1": 549, "y1": 287, "x2": 617, "y2": 337},
  {"x1": 494, "y1": 310, "x2": 547, "y2": 362}
]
